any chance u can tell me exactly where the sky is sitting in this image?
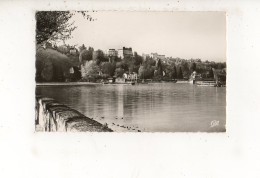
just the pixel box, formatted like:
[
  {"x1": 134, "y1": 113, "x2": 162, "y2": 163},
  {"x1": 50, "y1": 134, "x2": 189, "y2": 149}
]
[{"x1": 67, "y1": 11, "x2": 226, "y2": 62}]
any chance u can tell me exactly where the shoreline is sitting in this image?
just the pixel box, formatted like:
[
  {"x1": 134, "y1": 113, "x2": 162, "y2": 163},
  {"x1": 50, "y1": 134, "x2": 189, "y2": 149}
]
[
  {"x1": 36, "y1": 81, "x2": 186, "y2": 86},
  {"x1": 36, "y1": 82, "x2": 101, "y2": 86}
]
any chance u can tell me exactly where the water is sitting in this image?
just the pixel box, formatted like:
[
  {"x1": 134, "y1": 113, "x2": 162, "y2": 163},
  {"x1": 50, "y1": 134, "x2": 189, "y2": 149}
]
[{"x1": 36, "y1": 83, "x2": 226, "y2": 132}]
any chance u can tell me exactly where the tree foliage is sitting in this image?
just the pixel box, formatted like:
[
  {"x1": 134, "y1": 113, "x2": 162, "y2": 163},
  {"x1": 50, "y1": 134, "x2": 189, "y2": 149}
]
[
  {"x1": 138, "y1": 65, "x2": 145, "y2": 79},
  {"x1": 81, "y1": 61, "x2": 100, "y2": 79},
  {"x1": 36, "y1": 47, "x2": 72, "y2": 82},
  {"x1": 36, "y1": 39, "x2": 226, "y2": 82},
  {"x1": 114, "y1": 68, "x2": 125, "y2": 77},
  {"x1": 78, "y1": 44, "x2": 86, "y2": 53},
  {"x1": 79, "y1": 49, "x2": 93, "y2": 64},
  {"x1": 155, "y1": 59, "x2": 163, "y2": 77},
  {"x1": 190, "y1": 62, "x2": 196, "y2": 73},
  {"x1": 180, "y1": 61, "x2": 189, "y2": 78},
  {"x1": 40, "y1": 59, "x2": 53, "y2": 81},
  {"x1": 36, "y1": 11, "x2": 75, "y2": 44},
  {"x1": 93, "y1": 50, "x2": 108, "y2": 65},
  {"x1": 164, "y1": 63, "x2": 177, "y2": 79},
  {"x1": 138, "y1": 65, "x2": 155, "y2": 79},
  {"x1": 177, "y1": 66, "x2": 183, "y2": 79},
  {"x1": 36, "y1": 11, "x2": 94, "y2": 44},
  {"x1": 101, "y1": 62, "x2": 116, "y2": 77}
]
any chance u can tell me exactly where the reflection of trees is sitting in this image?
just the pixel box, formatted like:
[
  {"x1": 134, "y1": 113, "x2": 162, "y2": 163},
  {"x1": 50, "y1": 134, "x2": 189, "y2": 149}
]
[
  {"x1": 116, "y1": 85, "x2": 124, "y2": 118},
  {"x1": 72, "y1": 86, "x2": 124, "y2": 120},
  {"x1": 121, "y1": 85, "x2": 166, "y2": 124},
  {"x1": 123, "y1": 89, "x2": 136, "y2": 118}
]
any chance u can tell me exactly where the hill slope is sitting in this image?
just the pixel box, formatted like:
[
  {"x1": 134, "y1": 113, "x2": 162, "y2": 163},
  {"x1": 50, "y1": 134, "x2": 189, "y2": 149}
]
[{"x1": 36, "y1": 47, "x2": 73, "y2": 82}]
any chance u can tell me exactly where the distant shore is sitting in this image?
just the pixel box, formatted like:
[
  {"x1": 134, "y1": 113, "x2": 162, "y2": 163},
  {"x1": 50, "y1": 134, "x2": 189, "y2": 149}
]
[
  {"x1": 36, "y1": 82, "x2": 101, "y2": 86},
  {"x1": 36, "y1": 80, "x2": 191, "y2": 86}
]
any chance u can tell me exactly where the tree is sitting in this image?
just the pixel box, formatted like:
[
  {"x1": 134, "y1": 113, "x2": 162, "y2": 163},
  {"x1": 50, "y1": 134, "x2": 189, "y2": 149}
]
[
  {"x1": 165, "y1": 63, "x2": 177, "y2": 79},
  {"x1": 116, "y1": 60, "x2": 129, "y2": 71},
  {"x1": 114, "y1": 68, "x2": 125, "y2": 77},
  {"x1": 93, "y1": 50, "x2": 108, "y2": 65},
  {"x1": 138, "y1": 65, "x2": 154, "y2": 79},
  {"x1": 133, "y1": 52, "x2": 143, "y2": 66},
  {"x1": 78, "y1": 44, "x2": 86, "y2": 53},
  {"x1": 36, "y1": 11, "x2": 94, "y2": 44},
  {"x1": 138, "y1": 65, "x2": 145, "y2": 79},
  {"x1": 208, "y1": 68, "x2": 214, "y2": 78},
  {"x1": 177, "y1": 66, "x2": 183, "y2": 79},
  {"x1": 101, "y1": 62, "x2": 116, "y2": 77},
  {"x1": 81, "y1": 61, "x2": 100, "y2": 79},
  {"x1": 180, "y1": 61, "x2": 189, "y2": 78},
  {"x1": 217, "y1": 62, "x2": 225, "y2": 69},
  {"x1": 109, "y1": 56, "x2": 120, "y2": 63},
  {"x1": 155, "y1": 59, "x2": 163, "y2": 78},
  {"x1": 172, "y1": 65, "x2": 177, "y2": 79},
  {"x1": 40, "y1": 59, "x2": 53, "y2": 81},
  {"x1": 190, "y1": 62, "x2": 196, "y2": 72},
  {"x1": 79, "y1": 49, "x2": 93, "y2": 64},
  {"x1": 36, "y1": 11, "x2": 74, "y2": 44}
]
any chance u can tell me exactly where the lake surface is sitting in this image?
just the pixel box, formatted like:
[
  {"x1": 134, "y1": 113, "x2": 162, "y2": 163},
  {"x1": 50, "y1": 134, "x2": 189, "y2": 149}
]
[{"x1": 36, "y1": 83, "x2": 226, "y2": 132}]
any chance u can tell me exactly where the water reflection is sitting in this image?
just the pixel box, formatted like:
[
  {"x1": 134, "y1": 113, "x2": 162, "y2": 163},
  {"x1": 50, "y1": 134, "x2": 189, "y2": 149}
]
[{"x1": 36, "y1": 83, "x2": 226, "y2": 132}]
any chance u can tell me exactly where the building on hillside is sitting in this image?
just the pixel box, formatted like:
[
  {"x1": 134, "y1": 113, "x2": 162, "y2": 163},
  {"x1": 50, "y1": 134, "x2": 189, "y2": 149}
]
[
  {"x1": 151, "y1": 53, "x2": 166, "y2": 61},
  {"x1": 157, "y1": 55, "x2": 166, "y2": 61},
  {"x1": 107, "y1": 49, "x2": 118, "y2": 63},
  {"x1": 115, "y1": 78, "x2": 126, "y2": 83},
  {"x1": 142, "y1": 53, "x2": 150, "y2": 61},
  {"x1": 115, "y1": 72, "x2": 138, "y2": 84},
  {"x1": 188, "y1": 58, "x2": 202, "y2": 63},
  {"x1": 107, "y1": 49, "x2": 118, "y2": 57},
  {"x1": 151, "y1": 53, "x2": 158, "y2": 59},
  {"x1": 118, "y1": 47, "x2": 133, "y2": 59},
  {"x1": 107, "y1": 77, "x2": 115, "y2": 83},
  {"x1": 123, "y1": 72, "x2": 138, "y2": 81},
  {"x1": 69, "y1": 47, "x2": 78, "y2": 55}
]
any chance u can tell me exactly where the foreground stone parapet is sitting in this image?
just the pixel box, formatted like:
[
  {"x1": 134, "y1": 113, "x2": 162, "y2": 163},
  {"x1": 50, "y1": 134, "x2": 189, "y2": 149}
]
[{"x1": 35, "y1": 96, "x2": 113, "y2": 132}]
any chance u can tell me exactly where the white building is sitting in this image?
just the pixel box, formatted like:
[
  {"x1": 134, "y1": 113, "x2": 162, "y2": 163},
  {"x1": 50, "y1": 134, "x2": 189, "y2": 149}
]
[
  {"x1": 107, "y1": 49, "x2": 118, "y2": 57},
  {"x1": 123, "y1": 72, "x2": 138, "y2": 80}
]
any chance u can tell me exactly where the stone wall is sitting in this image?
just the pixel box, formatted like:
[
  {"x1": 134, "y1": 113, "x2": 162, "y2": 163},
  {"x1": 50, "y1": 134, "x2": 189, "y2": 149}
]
[{"x1": 35, "y1": 96, "x2": 113, "y2": 132}]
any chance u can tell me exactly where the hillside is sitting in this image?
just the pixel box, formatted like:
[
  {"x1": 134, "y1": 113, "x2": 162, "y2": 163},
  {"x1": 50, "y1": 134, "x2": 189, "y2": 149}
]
[{"x1": 36, "y1": 47, "x2": 73, "y2": 82}]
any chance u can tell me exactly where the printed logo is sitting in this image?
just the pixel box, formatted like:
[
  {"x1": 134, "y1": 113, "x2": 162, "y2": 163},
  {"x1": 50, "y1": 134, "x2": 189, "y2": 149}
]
[{"x1": 210, "y1": 120, "x2": 219, "y2": 128}]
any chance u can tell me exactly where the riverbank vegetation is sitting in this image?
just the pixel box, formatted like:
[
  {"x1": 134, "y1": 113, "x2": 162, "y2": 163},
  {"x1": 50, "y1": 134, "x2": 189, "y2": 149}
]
[
  {"x1": 35, "y1": 11, "x2": 226, "y2": 83},
  {"x1": 36, "y1": 44, "x2": 226, "y2": 83}
]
